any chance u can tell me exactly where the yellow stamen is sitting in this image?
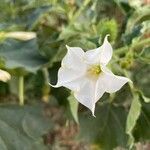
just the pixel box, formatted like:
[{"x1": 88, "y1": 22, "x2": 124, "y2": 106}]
[{"x1": 87, "y1": 64, "x2": 102, "y2": 79}]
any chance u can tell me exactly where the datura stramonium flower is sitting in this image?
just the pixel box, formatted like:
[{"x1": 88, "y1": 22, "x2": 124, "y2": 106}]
[
  {"x1": 50, "y1": 35, "x2": 131, "y2": 116},
  {"x1": 0, "y1": 69, "x2": 11, "y2": 82}
]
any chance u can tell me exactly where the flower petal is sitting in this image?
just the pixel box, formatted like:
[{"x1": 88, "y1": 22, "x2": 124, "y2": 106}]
[
  {"x1": 62, "y1": 45, "x2": 86, "y2": 71},
  {"x1": 85, "y1": 35, "x2": 112, "y2": 65},
  {"x1": 62, "y1": 77, "x2": 86, "y2": 92},
  {"x1": 74, "y1": 79, "x2": 96, "y2": 116},
  {"x1": 85, "y1": 47, "x2": 101, "y2": 64},
  {"x1": 0, "y1": 69, "x2": 11, "y2": 82},
  {"x1": 101, "y1": 65, "x2": 131, "y2": 93},
  {"x1": 50, "y1": 67, "x2": 85, "y2": 88},
  {"x1": 50, "y1": 45, "x2": 87, "y2": 88},
  {"x1": 95, "y1": 78, "x2": 105, "y2": 101},
  {"x1": 99, "y1": 35, "x2": 113, "y2": 65}
]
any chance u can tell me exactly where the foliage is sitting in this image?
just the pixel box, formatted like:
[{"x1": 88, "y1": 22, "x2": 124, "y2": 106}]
[{"x1": 0, "y1": 0, "x2": 150, "y2": 149}]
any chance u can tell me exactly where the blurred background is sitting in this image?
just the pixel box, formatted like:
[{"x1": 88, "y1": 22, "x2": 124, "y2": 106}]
[{"x1": 0, "y1": 0, "x2": 150, "y2": 149}]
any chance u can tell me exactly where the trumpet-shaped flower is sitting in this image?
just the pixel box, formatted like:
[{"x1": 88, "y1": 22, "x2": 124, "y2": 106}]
[
  {"x1": 50, "y1": 35, "x2": 131, "y2": 116},
  {"x1": 0, "y1": 69, "x2": 11, "y2": 82}
]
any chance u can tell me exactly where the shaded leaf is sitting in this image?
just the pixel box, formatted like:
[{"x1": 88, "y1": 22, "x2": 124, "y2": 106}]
[
  {"x1": 126, "y1": 93, "x2": 141, "y2": 149},
  {"x1": 133, "y1": 102, "x2": 150, "y2": 141},
  {"x1": 126, "y1": 5, "x2": 150, "y2": 33},
  {"x1": 0, "y1": 136, "x2": 7, "y2": 150},
  {"x1": 0, "y1": 104, "x2": 53, "y2": 150},
  {"x1": 26, "y1": 5, "x2": 51, "y2": 29},
  {"x1": 0, "y1": 39, "x2": 48, "y2": 73},
  {"x1": 78, "y1": 104, "x2": 127, "y2": 150}
]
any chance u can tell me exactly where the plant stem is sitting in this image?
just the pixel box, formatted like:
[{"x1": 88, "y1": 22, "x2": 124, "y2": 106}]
[
  {"x1": 114, "y1": 38, "x2": 150, "y2": 55},
  {"x1": 19, "y1": 76, "x2": 24, "y2": 106},
  {"x1": 132, "y1": 38, "x2": 150, "y2": 51}
]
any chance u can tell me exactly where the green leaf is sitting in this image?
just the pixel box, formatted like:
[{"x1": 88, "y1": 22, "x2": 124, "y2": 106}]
[
  {"x1": 133, "y1": 102, "x2": 150, "y2": 141},
  {"x1": 26, "y1": 6, "x2": 51, "y2": 29},
  {"x1": 0, "y1": 136, "x2": 7, "y2": 150},
  {"x1": 133, "y1": 64, "x2": 150, "y2": 97},
  {"x1": 68, "y1": 94, "x2": 79, "y2": 124},
  {"x1": 58, "y1": 25, "x2": 79, "y2": 40},
  {"x1": 67, "y1": 39, "x2": 96, "y2": 50},
  {"x1": 123, "y1": 25, "x2": 142, "y2": 45},
  {"x1": 126, "y1": 5, "x2": 150, "y2": 33},
  {"x1": 142, "y1": 95, "x2": 150, "y2": 103},
  {"x1": 0, "y1": 39, "x2": 47, "y2": 73},
  {"x1": 114, "y1": 0, "x2": 132, "y2": 14},
  {"x1": 78, "y1": 103, "x2": 127, "y2": 150},
  {"x1": 126, "y1": 93, "x2": 141, "y2": 149},
  {"x1": 0, "y1": 104, "x2": 53, "y2": 150},
  {"x1": 136, "y1": 90, "x2": 150, "y2": 103}
]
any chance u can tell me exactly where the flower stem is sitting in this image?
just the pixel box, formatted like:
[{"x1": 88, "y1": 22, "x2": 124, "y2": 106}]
[
  {"x1": 42, "y1": 68, "x2": 51, "y2": 103},
  {"x1": 19, "y1": 76, "x2": 24, "y2": 106}
]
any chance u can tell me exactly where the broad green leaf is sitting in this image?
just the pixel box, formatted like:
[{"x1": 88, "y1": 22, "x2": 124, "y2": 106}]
[
  {"x1": 78, "y1": 104, "x2": 127, "y2": 150},
  {"x1": 0, "y1": 39, "x2": 48, "y2": 73},
  {"x1": 0, "y1": 136, "x2": 7, "y2": 150},
  {"x1": 68, "y1": 94, "x2": 79, "y2": 124},
  {"x1": 133, "y1": 102, "x2": 150, "y2": 141},
  {"x1": 26, "y1": 6, "x2": 51, "y2": 29},
  {"x1": 133, "y1": 64, "x2": 150, "y2": 97},
  {"x1": 142, "y1": 95, "x2": 150, "y2": 103},
  {"x1": 0, "y1": 104, "x2": 53, "y2": 150},
  {"x1": 126, "y1": 93, "x2": 141, "y2": 149}
]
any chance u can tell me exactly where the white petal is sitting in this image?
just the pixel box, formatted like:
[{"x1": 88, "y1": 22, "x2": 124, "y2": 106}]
[
  {"x1": 99, "y1": 35, "x2": 113, "y2": 65},
  {"x1": 0, "y1": 69, "x2": 11, "y2": 82},
  {"x1": 50, "y1": 45, "x2": 87, "y2": 89},
  {"x1": 50, "y1": 67, "x2": 85, "y2": 88},
  {"x1": 85, "y1": 35, "x2": 112, "y2": 65},
  {"x1": 95, "y1": 78, "x2": 105, "y2": 101},
  {"x1": 62, "y1": 77, "x2": 86, "y2": 91},
  {"x1": 101, "y1": 65, "x2": 131, "y2": 93},
  {"x1": 74, "y1": 79, "x2": 96, "y2": 116},
  {"x1": 85, "y1": 47, "x2": 101, "y2": 64},
  {"x1": 62, "y1": 45, "x2": 86, "y2": 71}
]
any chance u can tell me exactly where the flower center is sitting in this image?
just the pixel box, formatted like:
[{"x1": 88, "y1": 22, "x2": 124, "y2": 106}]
[{"x1": 87, "y1": 64, "x2": 102, "y2": 79}]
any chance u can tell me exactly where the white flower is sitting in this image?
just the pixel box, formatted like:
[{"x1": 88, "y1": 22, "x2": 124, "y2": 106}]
[
  {"x1": 0, "y1": 69, "x2": 11, "y2": 82},
  {"x1": 5, "y1": 32, "x2": 36, "y2": 41},
  {"x1": 50, "y1": 35, "x2": 131, "y2": 116}
]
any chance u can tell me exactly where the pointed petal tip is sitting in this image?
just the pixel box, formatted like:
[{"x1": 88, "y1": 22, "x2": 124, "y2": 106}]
[
  {"x1": 91, "y1": 106, "x2": 96, "y2": 117},
  {"x1": 49, "y1": 82, "x2": 60, "y2": 88},
  {"x1": 65, "y1": 45, "x2": 70, "y2": 49},
  {"x1": 104, "y1": 34, "x2": 110, "y2": 42},
  {"x1": 124, "y1": 77, "x2": 132, "y2": 84},
  {"x1": 93, "y1": 114, "x2": 96, "y2": 118},
  {"x1": 106, "y1": 34, "x2": 110, "y2": 37}
]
